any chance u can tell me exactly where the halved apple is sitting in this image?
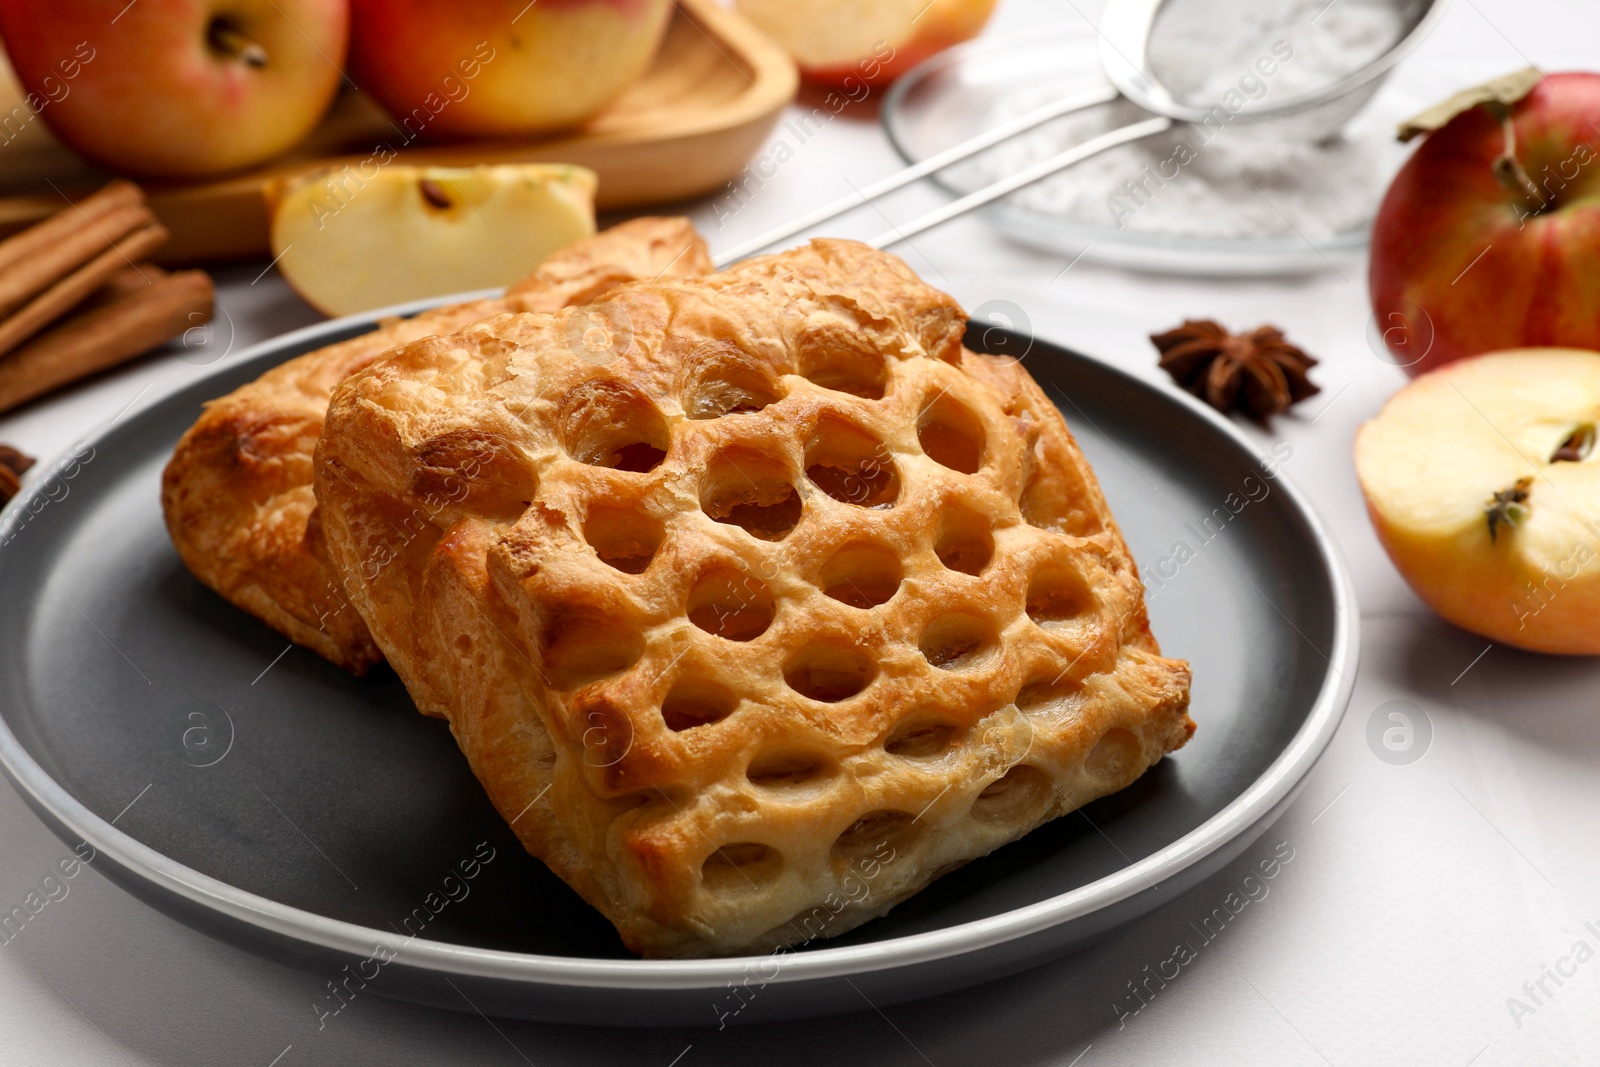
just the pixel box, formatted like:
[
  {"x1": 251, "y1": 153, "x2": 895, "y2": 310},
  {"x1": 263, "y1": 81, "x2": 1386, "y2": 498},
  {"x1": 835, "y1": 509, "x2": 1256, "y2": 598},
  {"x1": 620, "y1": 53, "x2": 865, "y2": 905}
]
[
  {"x1": 268, "y1": 163, "x2": 598, "y2": 317},
  {"x1": 1356, "y1": 348, "x2": 1600, "y2": 654}
]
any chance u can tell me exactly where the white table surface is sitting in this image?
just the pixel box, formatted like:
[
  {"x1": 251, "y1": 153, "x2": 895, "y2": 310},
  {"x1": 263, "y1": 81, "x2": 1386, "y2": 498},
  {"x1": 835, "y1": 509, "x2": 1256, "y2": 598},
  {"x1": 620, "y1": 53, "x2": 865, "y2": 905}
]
[{"x1": 4, "y1": 1, "x2": 1599, "y2": 1063}]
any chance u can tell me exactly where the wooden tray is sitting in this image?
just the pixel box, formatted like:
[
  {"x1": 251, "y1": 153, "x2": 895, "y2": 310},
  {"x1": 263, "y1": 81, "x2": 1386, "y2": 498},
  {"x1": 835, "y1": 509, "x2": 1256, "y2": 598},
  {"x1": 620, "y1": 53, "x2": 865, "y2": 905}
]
[{"x1": 0, "y1": 0, "x2": 795, "y2": 264}]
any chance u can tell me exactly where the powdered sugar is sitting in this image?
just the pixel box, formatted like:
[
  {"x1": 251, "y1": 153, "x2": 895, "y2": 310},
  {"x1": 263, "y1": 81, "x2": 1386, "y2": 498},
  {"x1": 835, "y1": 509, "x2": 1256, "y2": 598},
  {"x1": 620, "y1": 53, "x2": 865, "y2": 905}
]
[
  {"x1": 1148, "y1": 0, "x2": 1408, "y2": 104},
  {"x1": 951, "y1": 0, "x2": 1413, "y2": 241}
]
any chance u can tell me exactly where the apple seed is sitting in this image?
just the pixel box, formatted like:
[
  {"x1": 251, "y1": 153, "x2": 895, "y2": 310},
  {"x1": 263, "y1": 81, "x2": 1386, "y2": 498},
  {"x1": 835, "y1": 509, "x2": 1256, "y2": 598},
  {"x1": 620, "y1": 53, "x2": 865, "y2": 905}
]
[
  {"x1": 1550, "y1": 423, "x2": 1595, "y2": 463},
  {"x1": 1485, "y1": 476, "x2": 1532, "y2": 543},
  {"x1": 419, "y1": 180, "x2": 453, "y2": 211}
]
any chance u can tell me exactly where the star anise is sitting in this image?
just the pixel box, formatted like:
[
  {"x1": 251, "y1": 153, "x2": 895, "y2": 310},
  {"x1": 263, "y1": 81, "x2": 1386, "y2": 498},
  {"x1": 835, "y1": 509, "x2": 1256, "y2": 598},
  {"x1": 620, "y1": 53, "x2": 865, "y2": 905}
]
[
  {"x1": 1151, "y1": 319, "x2": 1320, "y2": 419},
  {"x1": 0, "y1": 444, "x2": 34, "y2": 506}
]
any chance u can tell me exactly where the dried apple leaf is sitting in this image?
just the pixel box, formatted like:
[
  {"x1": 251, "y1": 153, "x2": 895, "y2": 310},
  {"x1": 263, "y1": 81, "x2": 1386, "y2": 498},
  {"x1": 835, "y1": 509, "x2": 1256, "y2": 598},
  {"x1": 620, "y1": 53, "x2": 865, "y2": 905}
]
[{"x1": 1397, "y1": 67, "x2": 1544, "y2": 142}]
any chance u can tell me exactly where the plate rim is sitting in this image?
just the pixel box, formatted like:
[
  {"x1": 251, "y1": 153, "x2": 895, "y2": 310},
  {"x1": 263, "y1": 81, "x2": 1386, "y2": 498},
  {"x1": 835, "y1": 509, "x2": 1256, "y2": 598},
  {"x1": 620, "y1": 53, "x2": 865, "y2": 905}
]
[{"x1": 0, "y1": 294, "x2": 1359, "y2": 992}]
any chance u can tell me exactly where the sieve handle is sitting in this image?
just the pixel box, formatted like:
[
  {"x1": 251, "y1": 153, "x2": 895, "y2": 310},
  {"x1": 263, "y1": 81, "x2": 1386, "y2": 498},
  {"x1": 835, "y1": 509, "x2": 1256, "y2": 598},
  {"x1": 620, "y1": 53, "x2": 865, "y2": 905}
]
[
  {"x1": 867, "y1": 115, "x2": 1173, "y2": 251},
  {"x1": 712, "y1": 84, "x2": 1121, "y2": 269}
]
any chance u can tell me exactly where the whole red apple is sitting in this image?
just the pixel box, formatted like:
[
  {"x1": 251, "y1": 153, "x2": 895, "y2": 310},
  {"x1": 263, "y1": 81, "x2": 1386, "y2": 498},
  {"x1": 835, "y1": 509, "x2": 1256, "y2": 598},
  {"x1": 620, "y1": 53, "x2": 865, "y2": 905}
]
[
  {"x1": 1370, "y1": 72, "x2": 1600, "y2": 377},
  {"x1": 347, "y1": 0, "x2": 672, "y2": 139},
  {"x1": 0, "y1": 0, "x2": 348, "y2": 178}
]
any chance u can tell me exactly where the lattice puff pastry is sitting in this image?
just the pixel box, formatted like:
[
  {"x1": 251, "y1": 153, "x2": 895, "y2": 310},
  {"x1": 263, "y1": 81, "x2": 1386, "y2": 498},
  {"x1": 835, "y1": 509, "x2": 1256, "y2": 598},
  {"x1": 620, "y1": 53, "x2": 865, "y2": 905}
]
[
  {"x1": 161, "y1": 218, "x2": 712, "y2": 675},
  {"x1": 314, "y1": 239, "x2": 1193, "y2": 957}
]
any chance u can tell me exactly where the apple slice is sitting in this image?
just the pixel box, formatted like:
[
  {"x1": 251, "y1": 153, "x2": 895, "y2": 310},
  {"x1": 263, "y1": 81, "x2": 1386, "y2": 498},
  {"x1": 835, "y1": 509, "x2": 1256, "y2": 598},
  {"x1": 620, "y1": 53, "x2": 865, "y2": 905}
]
[
  {"x1": 269, "y1": 163, "x2": 598, "y2": 317},
  {"x1": 735, "y1": 0, "x2": 996, "y2": 87},
  {"x1": 1356, "y1": 348, "x2": 1600, "y2": 654}
]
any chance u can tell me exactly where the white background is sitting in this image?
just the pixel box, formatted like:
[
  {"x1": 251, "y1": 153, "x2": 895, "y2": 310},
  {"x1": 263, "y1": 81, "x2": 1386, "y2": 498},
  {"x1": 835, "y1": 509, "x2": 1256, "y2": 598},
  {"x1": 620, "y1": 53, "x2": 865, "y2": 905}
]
[{"x1": 3, "y1": 0, "x2": 1600, "y2": 1063}]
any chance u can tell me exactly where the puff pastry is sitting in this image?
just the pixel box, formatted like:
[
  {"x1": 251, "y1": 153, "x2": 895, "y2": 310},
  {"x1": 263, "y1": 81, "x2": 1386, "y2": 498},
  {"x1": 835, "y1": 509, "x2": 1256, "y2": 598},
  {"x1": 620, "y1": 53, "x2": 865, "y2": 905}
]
[
  {"x1": 314, "y1": 239, "x2": 1194, "y2": 956},
  {"x1": 161, "y1": 218, "x2": 712, "y2": 674}
]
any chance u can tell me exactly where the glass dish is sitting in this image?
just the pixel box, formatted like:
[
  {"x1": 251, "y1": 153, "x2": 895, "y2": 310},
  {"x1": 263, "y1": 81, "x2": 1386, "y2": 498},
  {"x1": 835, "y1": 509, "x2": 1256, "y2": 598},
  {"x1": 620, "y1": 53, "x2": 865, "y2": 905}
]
[{"x1": 881, "y1": 23, "x2": 1436, "y2": 275}]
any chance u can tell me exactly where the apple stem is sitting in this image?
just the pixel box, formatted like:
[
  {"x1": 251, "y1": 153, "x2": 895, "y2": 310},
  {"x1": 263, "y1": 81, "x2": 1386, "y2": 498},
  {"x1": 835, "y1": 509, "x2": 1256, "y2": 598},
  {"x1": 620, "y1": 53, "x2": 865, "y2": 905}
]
[
  {"x1": 208, "y1": 20, "x2": 268, "y2": 69},
  {"x1": 1486, "y1": 476, "x2": 1532, "y2": 544},
  {"x1": 1489, "y1": 103, "x2": 1546, "y2": 216}
]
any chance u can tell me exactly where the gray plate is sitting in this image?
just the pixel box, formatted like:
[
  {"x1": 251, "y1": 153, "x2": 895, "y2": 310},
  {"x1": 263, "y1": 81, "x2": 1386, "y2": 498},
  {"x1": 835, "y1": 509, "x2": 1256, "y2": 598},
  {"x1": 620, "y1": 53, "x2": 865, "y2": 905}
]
[{"x1": 0, "y1": 300, "x2": 1357, "y2": 1027}]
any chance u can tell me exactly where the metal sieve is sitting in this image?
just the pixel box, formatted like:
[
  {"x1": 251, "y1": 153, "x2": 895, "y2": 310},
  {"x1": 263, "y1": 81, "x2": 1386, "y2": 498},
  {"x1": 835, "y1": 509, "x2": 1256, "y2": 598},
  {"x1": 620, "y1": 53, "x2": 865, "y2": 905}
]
[{"x1": 715, "y1": 0, "x2": 1449, "y2": 265}]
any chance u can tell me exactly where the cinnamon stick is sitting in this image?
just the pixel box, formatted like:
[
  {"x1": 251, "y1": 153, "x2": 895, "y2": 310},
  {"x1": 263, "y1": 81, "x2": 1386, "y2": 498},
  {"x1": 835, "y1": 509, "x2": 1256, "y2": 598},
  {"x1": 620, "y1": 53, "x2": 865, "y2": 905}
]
[
  {"x1": 88, "y1": 263, "x2": 170, "y2": 304},
  {"x1": 0, "y1": 445, "x2": 32, "y2": 505},
  {"x1": 0, "y1": 190, "x2": 157, "y2": 318},
  {"x1": 0, "y1": 180, "x2": 143, "y2": 277},
  {"x1": 0, "y1": 222, "x2": 169, "y2": 358},
  {"x1": 0, "y1": 266, "x2": 214, "y2": 415},
  {"x1": 0, "y1": 445, "x2": 33, "y2": 475}
]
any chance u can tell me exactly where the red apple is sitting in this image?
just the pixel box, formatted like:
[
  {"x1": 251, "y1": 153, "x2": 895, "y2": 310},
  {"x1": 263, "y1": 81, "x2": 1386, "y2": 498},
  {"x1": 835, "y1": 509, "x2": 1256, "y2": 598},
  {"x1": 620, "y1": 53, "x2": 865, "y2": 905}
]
[
  {"x1": 736, "y1": 0, "x2": 997, "y2": 89},
  {"x1": 0, "y1": 0, "x2": 348, "y2": 178},
  {"x1": 347, "y1": 0, "x2": 672, "y2": 139},
  {"x1": 1370, "y1": 72, "x2": 1600, "y2": 377}
]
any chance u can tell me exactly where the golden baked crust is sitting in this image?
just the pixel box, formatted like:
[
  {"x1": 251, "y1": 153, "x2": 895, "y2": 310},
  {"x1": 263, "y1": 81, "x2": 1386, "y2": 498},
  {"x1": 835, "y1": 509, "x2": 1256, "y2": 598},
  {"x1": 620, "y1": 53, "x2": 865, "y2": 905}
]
[
  {"x1": 314, "y1": 239, "x2": 1194, "y2": 956},
  {"x1": 160, "y1": 218, "x2": 712, "y2": 675}
]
